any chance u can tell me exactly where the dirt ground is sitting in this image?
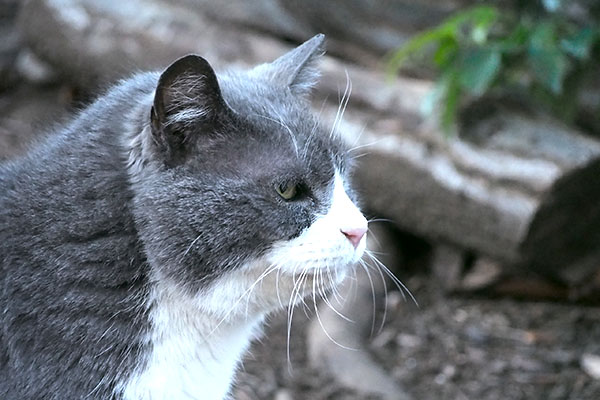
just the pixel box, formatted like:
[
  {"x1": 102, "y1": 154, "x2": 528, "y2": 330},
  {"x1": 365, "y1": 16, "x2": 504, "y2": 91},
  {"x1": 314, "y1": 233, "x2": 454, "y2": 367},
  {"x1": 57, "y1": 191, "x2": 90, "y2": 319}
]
[{"x1": 235, "y1": 270, "x2": 600, "y2": 400}]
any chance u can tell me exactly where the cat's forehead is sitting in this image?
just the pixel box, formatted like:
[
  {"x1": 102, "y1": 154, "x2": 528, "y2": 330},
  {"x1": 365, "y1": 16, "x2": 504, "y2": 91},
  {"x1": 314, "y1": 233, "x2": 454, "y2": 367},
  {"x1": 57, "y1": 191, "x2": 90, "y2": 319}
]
[
  {"x1": 219, "y1": 72, "x2": 308, "y2": 121},
  {"x1": 217, "y1": 72, "x2": 345, "y2": 163}
]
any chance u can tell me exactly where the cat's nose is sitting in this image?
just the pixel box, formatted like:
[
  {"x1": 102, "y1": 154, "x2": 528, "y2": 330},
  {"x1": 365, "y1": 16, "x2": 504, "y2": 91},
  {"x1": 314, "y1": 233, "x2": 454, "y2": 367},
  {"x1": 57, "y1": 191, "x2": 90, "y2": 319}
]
[{"x1": 341, "y1": 226, "x2": 367, "y2": 248}]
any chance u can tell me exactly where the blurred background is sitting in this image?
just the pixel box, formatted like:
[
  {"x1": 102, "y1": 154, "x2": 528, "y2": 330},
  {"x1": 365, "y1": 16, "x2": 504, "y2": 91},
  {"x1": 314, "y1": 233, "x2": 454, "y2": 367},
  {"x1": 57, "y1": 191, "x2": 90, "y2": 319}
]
[{"x1": 1, "y1": 0, "x2": 600, "y2": 399}]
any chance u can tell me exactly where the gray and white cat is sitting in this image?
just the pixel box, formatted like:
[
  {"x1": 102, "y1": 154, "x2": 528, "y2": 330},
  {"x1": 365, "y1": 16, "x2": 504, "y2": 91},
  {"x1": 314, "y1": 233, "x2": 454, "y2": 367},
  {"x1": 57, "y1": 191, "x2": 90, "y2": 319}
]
[{"x1": 0, "y1": 34, "x2": 368, "y2": 399}]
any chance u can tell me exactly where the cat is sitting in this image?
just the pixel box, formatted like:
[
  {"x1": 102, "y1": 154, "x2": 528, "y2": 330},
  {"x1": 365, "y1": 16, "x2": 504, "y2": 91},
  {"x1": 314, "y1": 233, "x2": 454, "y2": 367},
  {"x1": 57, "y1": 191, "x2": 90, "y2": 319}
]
[{"x1": 0, "y1": 34, "x2": 368, "y2": 400}]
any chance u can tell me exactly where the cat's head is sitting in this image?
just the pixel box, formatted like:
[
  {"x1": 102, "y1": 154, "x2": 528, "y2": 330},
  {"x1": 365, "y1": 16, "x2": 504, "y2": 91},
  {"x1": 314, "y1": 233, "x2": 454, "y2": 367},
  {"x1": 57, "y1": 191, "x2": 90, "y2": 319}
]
[{"x1": 130, "y1": 34, "x2": 367, "y2": 317}]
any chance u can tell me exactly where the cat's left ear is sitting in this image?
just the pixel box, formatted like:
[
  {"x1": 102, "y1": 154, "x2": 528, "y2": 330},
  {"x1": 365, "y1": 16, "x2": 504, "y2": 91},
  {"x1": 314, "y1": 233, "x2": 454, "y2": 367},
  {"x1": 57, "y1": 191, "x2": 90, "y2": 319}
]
[
  {"x1": 253, "y1": 34, "x2": 326, "y2": 97},
  {"x1": 151, "y1": 54, "x2": 229, "y2": 164}
]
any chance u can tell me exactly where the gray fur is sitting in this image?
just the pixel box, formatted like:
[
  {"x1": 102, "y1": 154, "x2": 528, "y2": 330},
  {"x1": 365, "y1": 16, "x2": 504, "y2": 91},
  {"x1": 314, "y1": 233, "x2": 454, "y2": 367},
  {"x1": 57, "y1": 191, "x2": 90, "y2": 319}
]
[{"x1": 0, "y1": 34, "x2": 349, "y2": 399}]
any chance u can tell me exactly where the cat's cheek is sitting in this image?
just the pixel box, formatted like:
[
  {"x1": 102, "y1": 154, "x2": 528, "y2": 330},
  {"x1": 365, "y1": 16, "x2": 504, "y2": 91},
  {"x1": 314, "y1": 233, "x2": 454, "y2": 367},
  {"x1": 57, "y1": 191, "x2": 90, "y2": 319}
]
[{"x1": 266, "y1": 171, "x2": 367, "y2": 276}]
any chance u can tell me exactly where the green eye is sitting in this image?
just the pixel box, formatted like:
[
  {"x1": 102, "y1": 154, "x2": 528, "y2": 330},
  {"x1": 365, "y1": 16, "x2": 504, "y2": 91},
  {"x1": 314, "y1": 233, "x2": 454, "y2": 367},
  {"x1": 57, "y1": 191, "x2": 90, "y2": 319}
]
[{"x1": 276, "y1": 183, "x2": 298, "y2": 200}]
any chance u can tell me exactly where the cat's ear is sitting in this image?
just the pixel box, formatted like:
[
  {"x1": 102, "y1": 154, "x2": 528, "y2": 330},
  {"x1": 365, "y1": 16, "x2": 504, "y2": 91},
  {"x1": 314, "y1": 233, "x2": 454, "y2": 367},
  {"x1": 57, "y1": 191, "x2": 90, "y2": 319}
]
[
  {"x1": 254, "y1": 34, "x2": 326, "y2": 97},
  {"x1": 151, "y1": 54, "x2": 228, "y2": 163}
]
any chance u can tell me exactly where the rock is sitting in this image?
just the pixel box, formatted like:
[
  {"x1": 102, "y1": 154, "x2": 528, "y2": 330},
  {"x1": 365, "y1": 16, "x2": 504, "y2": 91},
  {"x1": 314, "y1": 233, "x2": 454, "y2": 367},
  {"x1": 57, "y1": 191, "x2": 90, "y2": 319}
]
[
  {"x1": 14, "y1": 49, "x2": 57, "y2": 84},
  {"x1": 274, "y1": 389, "x2": 294, "y2": 400},
  {"x1": 461, "y1": 257, "x2": 503, "y2": 291},
  {"x1": 581, "y1": 354, "x2": 600, "y2": 380}
]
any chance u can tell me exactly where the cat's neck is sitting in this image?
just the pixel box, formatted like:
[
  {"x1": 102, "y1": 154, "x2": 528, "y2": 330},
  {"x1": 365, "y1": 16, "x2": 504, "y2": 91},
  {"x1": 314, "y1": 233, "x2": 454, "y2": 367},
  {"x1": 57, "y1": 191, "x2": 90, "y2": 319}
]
[{"x1": 119, "y1": 278, "x2": 265, "y2": 400}]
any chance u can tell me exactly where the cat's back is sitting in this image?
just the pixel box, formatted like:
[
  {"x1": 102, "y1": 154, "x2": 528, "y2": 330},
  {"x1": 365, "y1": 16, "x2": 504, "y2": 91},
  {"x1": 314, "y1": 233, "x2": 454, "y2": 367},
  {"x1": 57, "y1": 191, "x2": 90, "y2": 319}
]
[
  {"x1": 0, "y1": 72, "x2": 159, "y2": 241},
  {"x1": 0, "y1": 73, "x2": 157, "y2": 400}
]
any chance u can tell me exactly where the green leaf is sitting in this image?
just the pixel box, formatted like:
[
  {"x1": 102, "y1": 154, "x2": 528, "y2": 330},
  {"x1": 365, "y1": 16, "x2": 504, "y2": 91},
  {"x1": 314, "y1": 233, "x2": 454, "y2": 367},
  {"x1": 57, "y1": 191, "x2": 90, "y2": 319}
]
[
  {"x1": 433, "y1": 37, "x2": 458, "y2": 67},
  {"x1": 561, "y1": 27, "x2": 597, "y2": 60},
  {"x1": 529, "y1": 21, "x2": 556, "y2": 49},
  {"x1": 440, "y1": 6, "x2": 498, "y2": 37},
  {"x1": 421, "y1": 70, "x2": 461, "y2": 135},
  {"x1": 528, "y1": 49, "x2": 569, "y2": 94},
  {"x1": 386, "y1": 28, "x2": 450, "y2": 74},
  {"x1": 386, "y1": 5, "x2": 499, "y2": 76},
  {"x1": 442, "y1": 72, "x2": 461, "y2": 135},
  {"x1": 528, "y1": 22, "x2": 569, "y2": 94},
  {"x1": 499, "y1": 24, "x2": 530, "y2": 53},
  {"x1": 459, "y1": 48, "x2": 501, "y2": 95}
]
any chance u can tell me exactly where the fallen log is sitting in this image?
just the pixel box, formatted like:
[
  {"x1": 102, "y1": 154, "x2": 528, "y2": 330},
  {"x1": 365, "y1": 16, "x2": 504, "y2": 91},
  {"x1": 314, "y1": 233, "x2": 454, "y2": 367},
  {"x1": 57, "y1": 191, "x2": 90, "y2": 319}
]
[
  {"x1": 18, "y1": 0, "x2": 288, "y2": 88},
  {"x1": 173, "y1": 0, "x2": 473, "y2": 66}
]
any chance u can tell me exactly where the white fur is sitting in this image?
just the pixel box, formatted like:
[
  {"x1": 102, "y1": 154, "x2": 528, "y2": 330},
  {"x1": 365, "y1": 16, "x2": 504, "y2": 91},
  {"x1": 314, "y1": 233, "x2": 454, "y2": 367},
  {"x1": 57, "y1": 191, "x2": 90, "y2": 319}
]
[
  {"x1": 119, "y1": 280, "x2": 263, "y2": 400},
  {"x1": 119, "y1": 172, "x2": 367, "y2": 400},
  {"x1": 166, "y1": 108, "x2": 209, "y2": 127}
]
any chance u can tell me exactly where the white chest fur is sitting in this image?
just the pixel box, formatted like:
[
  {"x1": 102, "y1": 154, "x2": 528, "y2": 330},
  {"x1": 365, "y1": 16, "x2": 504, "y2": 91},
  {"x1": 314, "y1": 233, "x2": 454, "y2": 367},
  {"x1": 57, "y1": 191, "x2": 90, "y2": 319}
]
[{"x1": 119, "y1": 282, "x2": 264, "y2": 400}]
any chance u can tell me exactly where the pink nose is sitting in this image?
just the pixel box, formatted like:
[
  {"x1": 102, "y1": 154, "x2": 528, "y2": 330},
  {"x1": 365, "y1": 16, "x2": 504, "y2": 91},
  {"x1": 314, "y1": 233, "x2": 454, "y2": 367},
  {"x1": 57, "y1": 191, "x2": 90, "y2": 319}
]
[{"x1": 341, "y1": 226, "x2": 367, "y2": 249}]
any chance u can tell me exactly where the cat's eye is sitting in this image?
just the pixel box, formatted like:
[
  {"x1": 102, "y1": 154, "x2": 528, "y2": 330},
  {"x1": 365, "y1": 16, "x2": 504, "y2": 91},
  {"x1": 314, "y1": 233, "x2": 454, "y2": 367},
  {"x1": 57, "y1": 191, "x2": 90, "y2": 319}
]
[{"x1": 276, "y1": 183, "x2": 298, "y2": 200}]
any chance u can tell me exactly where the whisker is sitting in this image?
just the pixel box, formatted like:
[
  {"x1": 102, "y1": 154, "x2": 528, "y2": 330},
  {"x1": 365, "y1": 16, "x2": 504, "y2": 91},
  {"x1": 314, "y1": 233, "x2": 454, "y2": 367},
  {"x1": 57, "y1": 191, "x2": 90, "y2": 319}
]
[
  {"x1": 250, "y1": 112, "x2": 299, "y2": 157},
  {"x1": 325, "y1": 264, "x2": 343, "y2": 303},
  {"x1": 369, "y1": 257, "x2": 389, "y2": 335},
  {"x1": 312, "y1": 269, "x2": 357, "y2": 351},
  {"x1": 317, "y1": 268, "x2": 353, "y2": 323},
  {"x1": 365, "y1": 250, "x2": 419, "y2": 307},
  {"x1": 359, "y1": 260, "x2": 378, "y2": 337},
  {"x1": 347, "y1": 138, "x2": 384, "y2": 154},
  {"x1": 330, "y1": 69, "x2": 352, "y2": 139},
  {"x1": 275, "y1": 266, "x2": 284, "y2": 308},
  {"x1": 208, "y1": 262, "x2": 282, "y2": 335},
  {"x1": 348, "y1": 122, "x2": 368, "y2": 150},
  {"x1": 349, "y1": 152, "x2": 371, "y2": 160},
  {"x1": 303, "y1": 96, "x2": 329, "y2": 161},
  {"x1": 287, "y1": 266, "x2": 309, "y2": 371},
  {"x1": 367, "y1": 217, "x2": 395, "y2": 224}
]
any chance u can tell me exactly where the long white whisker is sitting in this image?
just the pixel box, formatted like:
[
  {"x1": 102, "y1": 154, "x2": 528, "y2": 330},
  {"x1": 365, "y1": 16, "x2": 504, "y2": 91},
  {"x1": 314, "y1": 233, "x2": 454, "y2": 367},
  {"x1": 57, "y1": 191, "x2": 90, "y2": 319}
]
[
  {"x1": 325, "y1": 264, "x2": 343, "y2": 304},
  {"x1": 251, "y1": 112, "x2": 299, "y2": 157},
  {"x1": 367, "y1": 257, "x2": 389, "y2": 335},
  {"x1": 348, "y1": 122, "x2": 368, "y2": 150},
  {"x1": 209, "y1": 262, "x2": 282, "y2": 335},
  {"x1": 275, "y1": 266, "x2": 284, "y2": 308},
  {"x1": 330, "y1": 69, "x2": 352, "y2": 139},
  {"x1": 312, "y1": 270, "x2": 357, "y2": 351},
  {"x1": 367, "y1": 217, "x2": 395, "y2": 224},
  {"x1": 318, "y1": 268, "x2": 353, "y2": 323},
  {"x1": 287, "y1": 267, "x2": 309, "y2": 372},
  {"x1": 365, "y1": 250, "x2": 419, "y2": 307},
  {"x1": 359, "y1": 261, "x2": 377, "y2": 337},
  {"x1": 350, "y1": 152, "x2": 372, "y2": 160},
  {"x1": 243, "y1": 262, "x2": 284, "y2": 318},
  {"x1": 347, "y1": 138, "x2": 384, "y2": 154},
  {"x1": 303, "y1": 97, "x2": 329, "y2": 161}
]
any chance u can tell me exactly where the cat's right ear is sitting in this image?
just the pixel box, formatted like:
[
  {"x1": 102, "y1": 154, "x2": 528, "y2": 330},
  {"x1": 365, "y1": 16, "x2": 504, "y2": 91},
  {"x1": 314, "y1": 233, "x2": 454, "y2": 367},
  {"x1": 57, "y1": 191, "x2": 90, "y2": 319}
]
[
  {"x1": 151, "y1": 55, "x2": 228, "y2": 164},
  {"x1": 251, "y1": 34, "x2": 326, "y2": 98}
]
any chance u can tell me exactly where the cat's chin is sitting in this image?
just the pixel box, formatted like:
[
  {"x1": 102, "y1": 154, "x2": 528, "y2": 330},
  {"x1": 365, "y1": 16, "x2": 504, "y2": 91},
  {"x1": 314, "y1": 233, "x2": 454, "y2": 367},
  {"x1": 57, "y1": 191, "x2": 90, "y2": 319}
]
[{"x1": 188, "y1": 253, "x2": 360, "y2": 321}]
